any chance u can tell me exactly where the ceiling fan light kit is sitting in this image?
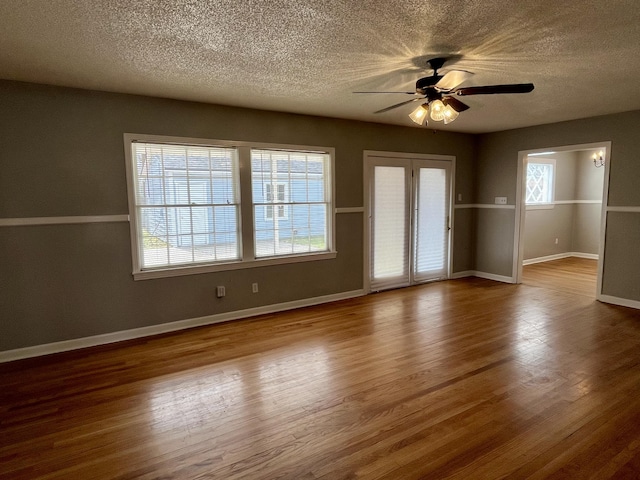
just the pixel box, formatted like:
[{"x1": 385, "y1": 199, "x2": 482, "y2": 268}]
[
  {"x1": 442, "y1": 105, "x2": 459, "y2": 124},
  {"x1": 430, "y1": 99, "x2": 448, "y2": 122},
  {"x1": 355, "y1": 56, "x2": 534, "y2": 127},
  {"x1": 409, "y1": 103, "x2": 429, "y2": 125}
]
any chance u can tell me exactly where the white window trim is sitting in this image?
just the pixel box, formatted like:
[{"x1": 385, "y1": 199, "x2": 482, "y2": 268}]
[
  {"x1": 525, "y1": 158, "x2": 556, "y2": 210},
  {"x1": 124, "y1": 133, "x2": 336, "y2": 280},
  {"x1": 526, "y1": 203, "x2": 555, "y2": 210}
]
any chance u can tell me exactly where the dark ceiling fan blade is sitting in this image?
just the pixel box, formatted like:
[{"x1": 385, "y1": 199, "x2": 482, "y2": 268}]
[
  {"x1": 415, "y1": 75, "x2": 442, "y2": 92},
  {"x1": 374, "y1": 97, "x2": 422, "y2": 114},
  {"x1": 454, "y1": 83, "x2": 534, "y2": 96},
  {"x1": 435, "y1": 70, "x2": 474, "y2": 91},
  {"x1": 443, "y1": 96, "x2": 470, "y2": 112},
  {"x1": 354, "y1": 91, "x2": 416, "y2": 94}
]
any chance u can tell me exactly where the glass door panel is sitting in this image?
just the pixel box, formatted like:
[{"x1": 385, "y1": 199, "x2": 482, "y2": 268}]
[
  {"x1": 368, "y1": 156, "x2": 451, "y2": 291},
  {"x1": 413, "y1": 166, "x2": 450, "y2": 282},
  {"x1": 371, "y1": 164, "x2": 410, "y2": 290}
]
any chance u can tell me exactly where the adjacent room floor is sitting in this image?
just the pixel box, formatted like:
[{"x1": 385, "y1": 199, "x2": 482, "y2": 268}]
[
  {"x1": 2, "y1": 262, "x2": 640, "y2": 479},
  {"x1": 522, "y1": 257, "x2": 598, "y2": 297}
]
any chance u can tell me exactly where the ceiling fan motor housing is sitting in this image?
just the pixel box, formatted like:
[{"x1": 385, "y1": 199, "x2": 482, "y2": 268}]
[{"x1": 415, "y1": 76, "x2": 443, "y2": 95}]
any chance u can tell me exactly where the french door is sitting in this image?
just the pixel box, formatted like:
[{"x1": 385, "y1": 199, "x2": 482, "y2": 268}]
[{"x1": 367, "y1": 155, "x2": 452, "y2": 291}]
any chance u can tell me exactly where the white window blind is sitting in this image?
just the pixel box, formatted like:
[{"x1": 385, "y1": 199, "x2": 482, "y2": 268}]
[
  {"x1": 371, "y1": 165, "x2": 409, "y2": 287},
  {"x1": 131, "y1": 142, "x2": 240, "y2": 270},
  {"x1": 414, "y1": 167, "x2": 448, "y2": 281},
  {"x1": 251, "y1": 149, "x2": 330, "y2": 258},
  {"x1": 125, "y1": 135, "x2": 336, "y2": 279}
]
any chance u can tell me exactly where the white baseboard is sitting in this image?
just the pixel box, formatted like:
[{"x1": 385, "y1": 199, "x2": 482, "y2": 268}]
[
  {"x1": 450, "y1": 270, "x2": 475, "y2": 279},
  {"x1": 450, "y1": 270, "x2": 514, "y2": 284},
  {"x1": 571, "y1": 252, "x2": 599, "y2": 260},
  {"x1": 473, "y1": 271, "x2": 515, "y2": 283},
  {"x1": 598, "y1": 294, "x2": 640, "y2": 310},
  {"x1": 523, "y1": 253, "x2": 569, "y2": 265},
  {"x1": 523, "y1": 252, "x2": 599, "y2": 265},
  {"x1": 0, "y1": 289, "x2": 366, "y2": 363}
]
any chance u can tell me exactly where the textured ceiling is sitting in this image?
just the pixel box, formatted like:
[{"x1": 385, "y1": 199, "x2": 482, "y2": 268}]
[{"x1": 1, "y1": 0, "x2": 639, "y2": 133}]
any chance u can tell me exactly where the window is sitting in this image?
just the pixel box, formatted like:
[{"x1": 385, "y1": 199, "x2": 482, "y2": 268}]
[
  {"x1": 125, "y1": 134, "x2": 335, "y2": 279},
  {"x1": 252, "y1": 149, "x2": 331, "y2": 258},
  {"x1": 526, "y1": 159, "x2": 555, "y2": 207},
  {"x1": 129, "y1": 142, "x2": 240, "y2": 270}
]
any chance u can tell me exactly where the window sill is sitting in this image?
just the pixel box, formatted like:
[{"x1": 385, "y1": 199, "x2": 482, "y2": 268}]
[
  {"x1": 526, "y1": 203, "x2": 555, "y2": 210},
  {"x1": 133, "y1": 251, "x2": 338, "y2": 280}
]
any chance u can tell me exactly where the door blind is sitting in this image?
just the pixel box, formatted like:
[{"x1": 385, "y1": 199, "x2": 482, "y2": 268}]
[
  {"x1": 414, "y1": 167, "x2": 448, "y2": 281},
  {"x1": 371, "y1": 165, "x2": 410, "y2": 289}
]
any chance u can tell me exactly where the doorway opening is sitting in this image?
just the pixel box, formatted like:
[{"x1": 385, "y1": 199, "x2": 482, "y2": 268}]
[
  {"x1": 364, "y1": 151, "x2": 455, "y2": 293},
  {"x1": 513, "y1": 142, "x2": 611, "y2": 298}
]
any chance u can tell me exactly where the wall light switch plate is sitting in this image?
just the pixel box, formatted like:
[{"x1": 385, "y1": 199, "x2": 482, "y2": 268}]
[{"x1": 495, "y1": 196, "x2": 508, "y2": 205}]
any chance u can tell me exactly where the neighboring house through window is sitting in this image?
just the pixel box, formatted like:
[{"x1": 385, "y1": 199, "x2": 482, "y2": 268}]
[
  {"x1": 124, "y1": 134, "x2": 336, "y2": 279},
  {"x1": 130, "y1": 142, "x2": 241, "y2": 270},
  {"x1": 251, "y1": 149, "x2": 330, "y2": 258}
]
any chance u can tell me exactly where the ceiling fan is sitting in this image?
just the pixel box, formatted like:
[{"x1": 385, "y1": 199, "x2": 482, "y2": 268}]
[{"x1": 354, "y1": 57, "x2": 534, "y2": 125}]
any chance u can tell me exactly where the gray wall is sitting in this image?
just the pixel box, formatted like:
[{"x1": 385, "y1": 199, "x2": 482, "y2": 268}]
[
  {"x1": 572, "y1": 151, "x2": 605, "y2": 254},
  {"x1": 0, "y1": 80, "x2": 477, "y2": 352},
  {"x1": 524, "y1": 151, "x2": 577, "y2": 260},
  {"x1": 524, "y1": 205, "x2": 575, "y2": 259},
  {"x1": 476, "y1": 110, "x2": 640, "y2": 300},
  {"x1": 3, "y1": 79, "x2": 639, "y2": 353},
  {"x1": 523, "y1": 150, "x2": 604, "y2": 260}
]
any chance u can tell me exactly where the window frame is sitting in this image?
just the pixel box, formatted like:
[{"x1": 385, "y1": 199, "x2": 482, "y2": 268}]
[
  {"x1": 124, "y1": 133, "x2": 336, "y2": 280},
  {"x1": 525, "y1": 158, "x2": 556, "y2": 210},
  {"x1": 251, "y1": 149, "x2": 332, "y2": 260}
]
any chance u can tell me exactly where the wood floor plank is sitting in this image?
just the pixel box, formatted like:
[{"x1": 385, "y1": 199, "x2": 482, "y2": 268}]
[
  {"x1": 2, "y1": 258, "x2": 640, "y2": 479},
  {"x1": 522, "y1": 257, "x2": 598, "y2": 297}
]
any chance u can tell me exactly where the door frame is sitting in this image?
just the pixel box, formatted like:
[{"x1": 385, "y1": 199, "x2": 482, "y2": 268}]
[
  {"x1": 513, "y1": 141, "x2": 611, "y2": 300},
  {"x1": 363, "y1": 150, "x2": 456, "y2": 293}
]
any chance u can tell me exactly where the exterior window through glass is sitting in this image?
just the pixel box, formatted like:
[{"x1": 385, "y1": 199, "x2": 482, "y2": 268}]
[
  {"x1": 126, "y1": 136, "x2": 335, "y2": 278},
  {"x1": 251, "y1": 149, "x2": 330, "y2": 258},
  {"x1": 131, "y1": 142, "x2": 240, "y2": 269}
]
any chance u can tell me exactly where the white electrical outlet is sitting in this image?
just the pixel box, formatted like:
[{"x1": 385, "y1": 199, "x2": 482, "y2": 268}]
[
  {"x1": 252, "y1": 283, "x2": 259, "y2": 293},
  {"x1": 495, "y1": 196, "x2": 508, "y2": 205},
  {"x1": 555, "y1": 238, "x2": 559, "y2": 245},
  {"x1": 216, "y1": 286, "x2": 225, "y2": 298},
  {"x1": 457, "y1": 193, "x2": 463, "y2": 202}
]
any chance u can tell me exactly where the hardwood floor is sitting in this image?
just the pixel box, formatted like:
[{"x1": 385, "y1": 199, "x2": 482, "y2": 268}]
[
  {"x1": 2, "y1": 268, "x2": 640, "y2": 479},
  {"x1": 522, "y1": 257, "x2": 598, "y2": 297}
]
